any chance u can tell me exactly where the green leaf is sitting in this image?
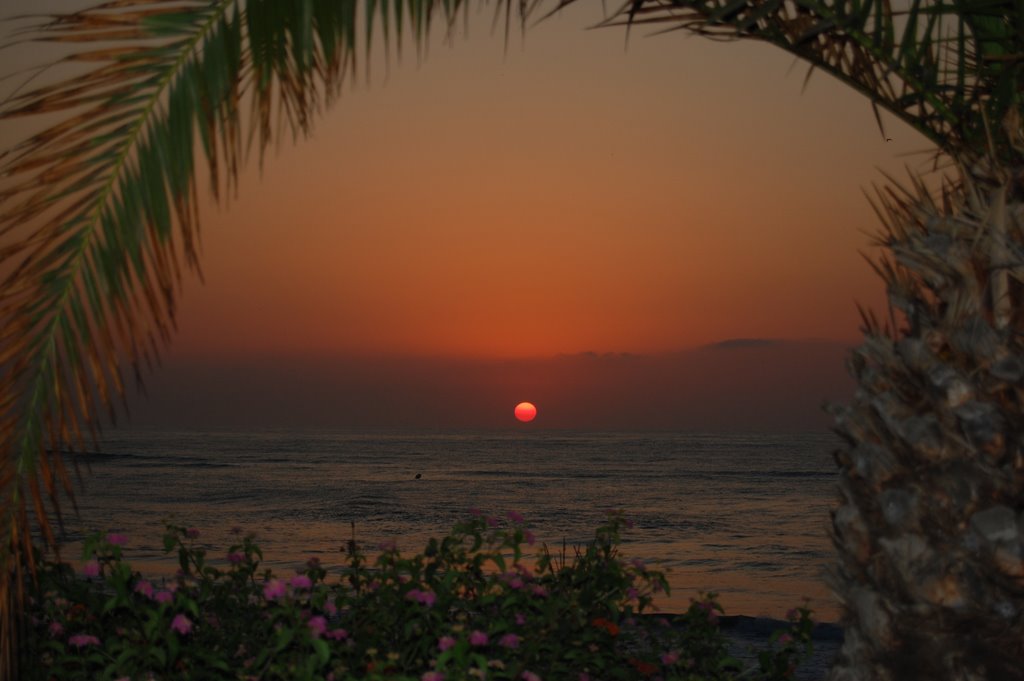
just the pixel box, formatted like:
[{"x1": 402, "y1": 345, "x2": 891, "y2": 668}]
[
  {"x1": 311, "y1": 637, "x2": 330, "y2": 666},
  {"x1": 578, "y1": 0, "x2": 1022, "y2": 160},
  {"x1": 275, "y1": 626, "x2": 295, "y2": 652}
]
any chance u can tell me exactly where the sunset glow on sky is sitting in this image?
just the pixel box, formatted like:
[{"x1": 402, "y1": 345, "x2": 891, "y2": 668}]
[
  {"x1": 144, "y1": 3, "x2": 931, "y2": 362},
  {"x1": 2, "y1": 0, "x2": 940, "y2": 429}
]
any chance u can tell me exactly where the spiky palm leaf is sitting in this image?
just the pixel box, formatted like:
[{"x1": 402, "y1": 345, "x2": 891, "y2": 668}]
[
  {"x1": 829, "y1": 155, "x2": 1024, "y2": 680},
  {"x1": 3, "y1": 0, "x2": 1022, "y2": 679},
  {"x1": 0, "y1": 0, "x2": 529, "y2": 676},
  {"x1": 544, "y1": 1, "x2": 1023, "y2": 678},
  {"x1": 554, "y1": 0, "x2": 1022, "y2": 162}
]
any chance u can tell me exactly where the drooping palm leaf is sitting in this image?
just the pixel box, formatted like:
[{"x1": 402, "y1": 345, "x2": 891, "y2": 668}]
[
  {"x1": 0, "y1": 1, "x2": 527, "y2": 676},
  {"x1": 534, "y1": 2, "x2": 1022, "y2": 678},
  {"x1": 2, "y1": 0, "x2": 1020, "y2": 678},
  {"x1": 552, "y1": 0, "x2": 1022, "y2": 162}
]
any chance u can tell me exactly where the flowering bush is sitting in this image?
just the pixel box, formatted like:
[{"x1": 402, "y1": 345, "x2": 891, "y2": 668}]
[{"x1": 23, "y1": 513, "x2": 814, "y2": 680}]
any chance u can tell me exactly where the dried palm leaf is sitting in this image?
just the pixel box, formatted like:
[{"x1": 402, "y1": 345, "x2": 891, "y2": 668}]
[{"x1": 0, "y1": 1, "x2": 529, "y2": 677}]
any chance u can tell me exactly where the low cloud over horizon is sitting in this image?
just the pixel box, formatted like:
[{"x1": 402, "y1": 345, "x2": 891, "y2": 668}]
[{"x1": 124, "y1": 338, "x2": 857, "y2": 432}]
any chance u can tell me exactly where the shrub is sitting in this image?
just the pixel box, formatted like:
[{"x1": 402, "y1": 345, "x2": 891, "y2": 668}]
[{"x1": 23, "y1": 512, "x2": 814, "y2": 680}]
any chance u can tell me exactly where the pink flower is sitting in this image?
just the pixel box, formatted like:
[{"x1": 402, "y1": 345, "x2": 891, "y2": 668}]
[
  {"x1": 170, "y1": 614, "x2": 192, "y2": 635},
  {"x1": 469, "y1": 630, "x2": 488, "y2": 646},
  {"x1": 631, "y1": 559, "x2": 646, "y2": 572},
  {"x1": 531, "y1": 585, "x2": 548, "y2": 598},
  {"x1": 106, "y1": 533, "x2": 127, "y2": 546},
  {"x1": 514, "y1": 613, "x2": 526, "y2": 626},
  {"x1": 506, "y1": 510, "x2": 524, "y2": 523},
  {"x1": 263, "y1": 579, "x2": 286, "y2": 601},
  {"x1": 154, "y1": 591, "x2": 173, "y2": 604},
  {"x1": 422, "y1": 673, "x2": 444, "y2": 681},
  {"x1": 438, "y1": 636, "x2": 456, "y2": 651},
  {"x1": 524, "y1": 530, "x2": 536, "y2": 546},
  {"x1": 627, "y1": 587, "x2": 639, "y2": 601},
  {"x1": 406, "y1": 588, "x2": 436, "y2": 607},
  {"x1": 696, "y1": 601, "x2": 719, "y2": 624},
  {"x1": 486, "y1": 516, "x2": 499, "y2": 528},
  {"x1": 134, "y1": 580, "x2": 154, "y2": 599},
  {"x1": 227, "y1": 552, "x2": 244, "y2": 565},
  {"x1": 786, "y1": 608, "x2": 800, "y2": 622},
  {"x1": 289, "y1": 575, "x2": 312, "y2": 590},
  {"x1": 579, "y1": 674, "x2": 591, "y2": 681},
  {"x1": 323, "y1": 600, "x2": 338, "y2": 615},
  {"x1": 82, "y1": 561, "x2": 100, "y2": 578},
  {"x1": 308, "y1": 616, "x2": 327, "y2": 638},
  {"x1": 48, "y1": 622, "x2": 63, "y2": 637},
  {"x1": 469, "y1": 508, "x2": 482, "y2": 516},
  {"x1": 522, "y1": 672, "x2": 541, "y2": 681},
  {"x1": 778, "y1": 633, "x2": 794, "y2": 646},
  {"x1": 185, "y1": 527, "x2": 200, "y2": 539},
  {"x1": 661, "y1": 651, "x2": 680, "y2": 665},
  {"x1": 499, "y1": 633, "x2": 520, "y2": 649},
  {"x1": 378, "y1": 540, "x2": 397, "y2": 552},
  {"x1": 68, "y1": 633, "x2": 100, "y2": 647},
  {"x1": 326, "y1": 628, "x2": 348, "y2": 641},
  {"x1": 507, "y1": 576, "x2": 524, "y2": 590}
]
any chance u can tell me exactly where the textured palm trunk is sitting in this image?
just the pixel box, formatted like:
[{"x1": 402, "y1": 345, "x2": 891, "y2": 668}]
[{"x1": 827, "y1": 156, "x2": 1024, "y2": 681}]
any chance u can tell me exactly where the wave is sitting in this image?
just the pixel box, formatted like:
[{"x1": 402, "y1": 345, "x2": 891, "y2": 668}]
[{"x1": 695, "y1": 470, "x2": 833, "y2": 479}]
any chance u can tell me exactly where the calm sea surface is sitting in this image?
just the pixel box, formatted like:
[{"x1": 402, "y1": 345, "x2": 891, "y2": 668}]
[{"x1": 63, "y1": 429, "x2": 841, "y2": 621}]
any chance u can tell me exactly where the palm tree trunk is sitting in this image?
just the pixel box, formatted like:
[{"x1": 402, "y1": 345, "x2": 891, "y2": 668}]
[{"x1": 828, "y1": 155, "x2": 1024, "y2": 681}]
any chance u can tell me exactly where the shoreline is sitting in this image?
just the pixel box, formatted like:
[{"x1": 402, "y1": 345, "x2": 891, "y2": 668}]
[{"x1": 716, "y1": 615, "x2": 842, "y2": 681}]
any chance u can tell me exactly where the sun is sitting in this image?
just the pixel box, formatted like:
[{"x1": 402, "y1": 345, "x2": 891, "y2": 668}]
[{"x1": 514, "y1": 401, "x2": 537, "y2": 423}]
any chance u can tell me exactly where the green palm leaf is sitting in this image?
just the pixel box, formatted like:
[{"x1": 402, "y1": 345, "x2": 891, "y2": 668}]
[
  {"x1": 2, "y1": 0, "x2": 1019, "y2": 678},
  {"x1": 553, "y1": 0, "x2": 1022, "y2": 161},
  {"x1": 0, "y1": 0, "x2": 524, "y2": 676},
  {"x1": 531, "y1": 2, "x2": 1021, "y2": 678}
]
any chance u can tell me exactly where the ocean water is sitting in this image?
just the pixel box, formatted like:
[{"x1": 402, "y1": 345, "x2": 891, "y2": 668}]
[{"x1": 61, "y1": 429, "x2": 841, "y2": 621}]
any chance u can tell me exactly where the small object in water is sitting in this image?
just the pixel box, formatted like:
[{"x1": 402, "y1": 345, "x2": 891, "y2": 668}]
[{"x1": 415, "y1": 473, "x2": 422, "y2": 479}]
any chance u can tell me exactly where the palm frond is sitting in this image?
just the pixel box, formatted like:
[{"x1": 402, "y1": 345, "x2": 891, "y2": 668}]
[
  {"x1": 0, "y1": 0, "x2": 527, "y2": 676},
  {"x1": 553, "y1": 0, "x2": 1023, "y2": 162}
]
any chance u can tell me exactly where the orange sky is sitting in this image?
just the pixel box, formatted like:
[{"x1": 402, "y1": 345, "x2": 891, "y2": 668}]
[
  {"x1": 2, "y1": 1, "x2": 940, "y2": 428},
  {"x1": 144, "y1": 2, "x2": 932, "y2": 360}
]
